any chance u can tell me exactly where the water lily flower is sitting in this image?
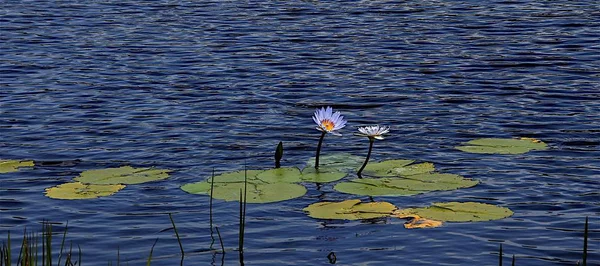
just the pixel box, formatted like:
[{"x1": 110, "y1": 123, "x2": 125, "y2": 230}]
[
  {"x1": 313, "y1": 106, "x2": 346, "y2": 169},
  {"x1": 357, "y1": 125, "x2": 390, "y2": 140},
  {"x1": 356, "y1": 125, "x2": 390, "y2": 177},
  {"x1": 313, "y1": 106, "x2": 347, "y2": 136}
]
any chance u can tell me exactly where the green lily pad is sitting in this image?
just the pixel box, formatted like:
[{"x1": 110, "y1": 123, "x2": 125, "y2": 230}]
[
  {"x1": 303, "y1": 199, "x2": 397, "y2": 220},
  {"x1": 300, "y1": 169, "x2": 347, "y2": 183},
  {"x1": 305, "y1": 153, "x2": 364, "y2": 172},
  {"x1": 362, "y1": 160, "x2": 435, "y2": 177},
  {"x1": 0, "y1": 160, "x2": 34, "y2": 173},
  {"x1": 395, "y1": 202, "x2": 513, "y2": 222},
  {"x1": 256, "y1": 167, "x2": 303, "y2": 183},
  {"x1": 181, "y1": 181, "x2": 307, "y2": 203},
  {"x1": 456, "y1": 138, "x2": 548, "y2": 154},
  {"x1": 45, "y1": 182, "x2": 126, "y2": 200},
  {"x1": 74, "y1": 166, "x2": 171, "y2": 185},
  {"x1": 334, "y1": 173, "x2": 478, "y2": 196},
  {"x1": 208, "y1": 169, "x2": 266, "y2": 183}
]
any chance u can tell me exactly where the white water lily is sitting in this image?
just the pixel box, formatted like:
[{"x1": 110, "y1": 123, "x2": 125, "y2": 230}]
[
  {"x1": 313, "y1": 106, "x2": 346, "y2": 136},
  {"x1": 357, "y1": 125, "x2": 390, "y2": 140}
]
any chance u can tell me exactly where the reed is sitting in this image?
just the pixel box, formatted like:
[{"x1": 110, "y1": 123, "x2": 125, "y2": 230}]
[
  {"x1": 168, "y1": 213, "x2": 185, "y2": 266},
  {"x1": 0, "y1": 221, "x2": 77, "y2": 266},
  {"x1": 238, "y1": 167, "x2": 248, "y2": 264},
  {"x1": 146, "y1": 238, "x2": 158, "y2": 266}
]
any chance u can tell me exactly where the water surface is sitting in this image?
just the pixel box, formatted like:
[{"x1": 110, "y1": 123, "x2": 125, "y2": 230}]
[{"x1": 1, "y1": 1, "x2": 599, "y2": 265}]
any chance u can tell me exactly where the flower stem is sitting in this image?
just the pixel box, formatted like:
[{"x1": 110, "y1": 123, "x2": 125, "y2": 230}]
[
  {"x1": 357, "y1": 138, "x2": 374, "y2": 178},
  {"x1": 315, "y1": 132, "x2": 326, "y2": 169}
]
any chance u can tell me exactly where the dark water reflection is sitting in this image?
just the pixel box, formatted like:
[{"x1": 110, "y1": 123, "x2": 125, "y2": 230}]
[{"x1": 1, "y1": 1, "x2": 599, "y2": 265}]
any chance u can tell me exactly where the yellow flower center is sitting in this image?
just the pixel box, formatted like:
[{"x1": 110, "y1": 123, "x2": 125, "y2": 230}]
[{"x1": 321, "y1": 119, "x2": 335, "y2": 131}]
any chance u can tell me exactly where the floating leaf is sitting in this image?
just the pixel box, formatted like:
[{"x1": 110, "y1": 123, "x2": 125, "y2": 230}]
[
  {"x1": 334, "y1": 173, "x2": 478, "y2": 196},
  {"x1": 304, "y1": 199, "x2": 397, "y2": 220},
  {"x1": 393, "y1": 202, "x2": 513, "y2": 222},
  {"x1": 74, "y1": 166, "x2": 171, "y2": 185},
  {"x1": 206, "y1": 169, "x2": 266, "y2": 183},
  {"x1": 45, "y1": 182, "x2": 125, "y2": 200},
  {"x1": 299, "y1": 169, "x2": 347, "y2": 183},
  {"x1": 0, "y1": 160, "x2": 34, "y2": 174},
  {"x1": 305, "y1": 153, "x2": 364, "y2": 172},
  {"x1": 181, "y1": 181, "x2": 307, "y2": 203},
  {"x1": 456, "y1": 138, "x2": 548, "y2": 154},
  {"x1": 256, "y1": 167, "x2": 303, "y2": 183},
  {"x1": 362, "y1": 160, "x2": 435, "y2": 177}
]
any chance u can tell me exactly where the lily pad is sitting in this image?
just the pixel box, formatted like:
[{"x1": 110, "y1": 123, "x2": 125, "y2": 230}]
[
  {"x1": 334, "y1": 173, "x2": 478, "y2": 196},
  {"x1": 181, "y1": 181, "x2": 307, "y2": 203},
  {"x1": 305, "y1": 153, "x2": 364, "y2": 172},
  {"x1": 393, "y1": 202, "x2": 513, "y2": 222},
  {"x1": 362, "y1": 160, "x2": 435, "y2": 177},
  {"x1": 256, "y1": 167, "x2": 303, "y2": 183},
  {"x1": 45, "y1": 182, "x2": 125, "y2": 200},
  {"x1": 0, "y1": 160, "x2": 34, "y2": 174},
  {"x1": 207, "y1": 169, "x2": 267, "y2": 183},
  {"x1": 74, "y1": 166, "x2": 171, "y2": 185},
  {"x1": 300, "y1": 169, "x2": 347, "y2": 183},
  {"x1": 303, "y1": 199, "x2": 397, "y2": 220},
  {"x1": 456, "y1": 138, "x2": 548, "y2": 154}
]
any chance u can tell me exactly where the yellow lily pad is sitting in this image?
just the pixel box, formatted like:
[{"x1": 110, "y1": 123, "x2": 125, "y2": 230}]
[
  {"x1": 362, "y1": 160, "x2": 435, "y2": 177},
  {"x1": 0, "y1": 160, "x2": 34, "y2": 173},
  {"x1": 181, "y1": 181, "x2": 307, "y2": 203},
  {"x1": 334, "y1": 173, "x2": 478, "y2": 196},
  {"x1": 456, "y1": 138, "x2": 548, "y2": 154},
  {"x1": 303, "y1": 199, "x2": 397, "y2": 220},
  {"x1": 394, "y1": 202, "x2": 513, "y2": 222},
  {"x1": 74, "y1": 166, "x2": 171, "y2": 185},
  {"x1": 45, "y1": 182, "x2": 125, "y2": 200}
]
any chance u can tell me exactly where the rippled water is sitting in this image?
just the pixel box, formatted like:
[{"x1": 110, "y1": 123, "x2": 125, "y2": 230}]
[{"x1": 1, "y1": 1, "x2": 599, "y2": 265}]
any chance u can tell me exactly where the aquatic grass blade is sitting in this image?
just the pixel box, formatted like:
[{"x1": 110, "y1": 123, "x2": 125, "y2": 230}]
[
  {"x1": 209, "y1": 168, "x2": 215, "y2": 250},
  {"x1": 215, "y1": 227, "x2": 225, "y2": 254},
  {"x1": 168, "y1": 213, "x2": 184, "y2": 265},
  {"x1": 58, "y1": 221, "x2": 69, "y2": 266},
  {"x1": 583, "y1": 216, "x2": 588, "y2": 266},
  {"x1": 146, "y1": 238, "x2": 159, "y2": 266},
  {"x1": 499, "y1": 244, "x2": 502, "y2": 266}
]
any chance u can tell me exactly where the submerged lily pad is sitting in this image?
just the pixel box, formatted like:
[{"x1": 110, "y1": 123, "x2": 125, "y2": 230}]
[
  {"x1": 74, "y1": 166, "x2": 171, "y2": 185},
  {"x1": 393, "y1": 202, "x2": 513, "y2": 222},
  {"x1": 362, "y1": 160, "x2": 435, "y2": 177},
  {"x1": 181, "y1": 181, "x2": 307, "y2": 203},
  {"x1": 456, "y1": 138, "x2": 548, "y2": 154},
  {"x1": 0, "y1": 160, "x2": 34, "y2": 174},
  {"x1": 45, "y1": 182, "x2": 126, "y2": 200},
  {"x1": 334, "y1": 173, "x2": 478, "y2": 196},
  {"x1": 303, "y1": 199, "x2": 397, "y2": 220},
  {"x1": 305, "y1": 153, "x2": 364, "y2": 172}
]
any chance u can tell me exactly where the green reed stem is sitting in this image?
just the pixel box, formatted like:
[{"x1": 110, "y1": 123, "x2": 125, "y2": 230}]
[
  {"x1": 58, "y1": 221, "x2": 69, "y2": 266},
  {"x1": 314, "y1": 132, "x2": 326, "y2": 169},
  {"x1": 511, "y1": 254, "x2": 515, "y2": 266},
  {"x1": 209, "y1": 168, "x2": 216, "y2": 250},
  {"x1": 357, "y1": 138, "x2": 374, "y2": 178},
  {"x1": 215, "y1": 226, "x2": 225, "y2": 254},
  {"x1": 146, "y1": 238, "x2": 159, "y2": 266},
  {"x1": 499, "y1": 244, "x2": 502, "y2": 266},
  {"x1": 582, "y1": 216, "x2": 588, "y2": 266},
  {"x1": 168, "y1": 213, "x2": 185, "y2": 264}
]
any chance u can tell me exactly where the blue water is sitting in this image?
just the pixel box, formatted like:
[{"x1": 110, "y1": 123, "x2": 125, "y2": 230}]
[{"x1": 1, "y1": 1, "x2": 599, "y2": 265}]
